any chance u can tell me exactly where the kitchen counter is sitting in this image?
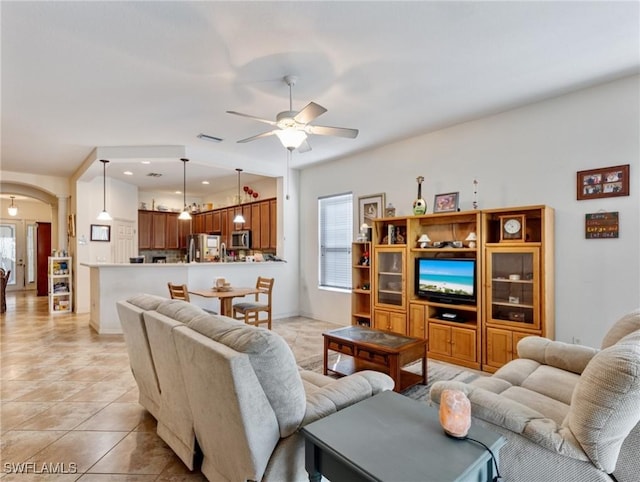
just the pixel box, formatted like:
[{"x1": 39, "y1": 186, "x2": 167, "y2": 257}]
[{"x1": 82, "y1": 261, "x2": 290, "y2": 334}]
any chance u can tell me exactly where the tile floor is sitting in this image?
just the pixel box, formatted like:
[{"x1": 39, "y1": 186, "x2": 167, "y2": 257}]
[{"x1": 1, "y1": 291, "x2": 339, "y2": 480}]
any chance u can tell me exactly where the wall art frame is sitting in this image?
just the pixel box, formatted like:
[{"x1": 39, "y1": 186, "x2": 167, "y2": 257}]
[
  {"x1": 577, "y1": 164, "x2": 630, "y2": 200},
  {"x1": 90, "y1": 224, "x2": 111, "y2": 242},
  {"x1": 433, "y1": 192, "x2": 459, "y2": 213},
  {"x1": 358, "y1": 193, "x2": 386, "y2": 228},
  {"x1": 67, "y1": 214, "x2": 76, "y2": 238}
]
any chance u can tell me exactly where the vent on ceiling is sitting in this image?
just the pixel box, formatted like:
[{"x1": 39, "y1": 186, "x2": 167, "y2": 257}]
[{"x1": 146, "y1": 172, "x2": 163, "y2": 177}]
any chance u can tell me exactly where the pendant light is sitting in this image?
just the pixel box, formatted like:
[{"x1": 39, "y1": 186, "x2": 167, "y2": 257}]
[
  {"x1": 233, "y1": 168, "x2": 245, "y2": 224},
  {"x1": 7, "y1": 196, "x2": 18, "y2": 217},
  {"x1": 178, "y1": 158, "x2": 192, "y2": 220},
  {"x1": 97, "y1": 159, "x2": 112, "y2": 221}
]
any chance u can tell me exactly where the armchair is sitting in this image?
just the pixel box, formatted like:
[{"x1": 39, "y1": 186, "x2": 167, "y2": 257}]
[{"x1": 430, "y1": 309, "x2": 640, "y2": 482}]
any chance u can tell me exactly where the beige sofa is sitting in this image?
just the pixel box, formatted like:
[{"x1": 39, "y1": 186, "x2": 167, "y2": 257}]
[
  {"x1": 430, "y1": 309, "x2": 640, "y2": 482},
  {"x1": 117, "y1": 294, "x2": 394, "y2": 480}
]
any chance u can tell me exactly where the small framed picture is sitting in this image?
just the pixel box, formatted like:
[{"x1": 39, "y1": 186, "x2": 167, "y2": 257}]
[
  {"x1": 433, "y1": 192, "x2": 459, "y2": 213},
  {"x1": 577, "y1": 164, "x2": 630, "y2": 200},
  {"x1": 90, "y1": 224, "x2": 111, "y2": 242},
  {"x1": 358, "y1": 193, "x2": 386, "y2": 227}
]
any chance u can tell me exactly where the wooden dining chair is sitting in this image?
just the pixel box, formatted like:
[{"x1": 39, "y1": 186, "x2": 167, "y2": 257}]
[
  {"x1": 167, "y1": 282, "x2": 190, "y2": 302},
  {"x1": 232, "y1": 277, "x2": 274, "y2": 329},
  {"x1": 168, "y1": 282, "x2": 218, "y2": 314}
]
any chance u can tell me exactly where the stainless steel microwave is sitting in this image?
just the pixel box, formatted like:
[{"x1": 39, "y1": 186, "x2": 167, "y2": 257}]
[{"x1": 230, "y1": 230, "x2": 251, "y2": 250}]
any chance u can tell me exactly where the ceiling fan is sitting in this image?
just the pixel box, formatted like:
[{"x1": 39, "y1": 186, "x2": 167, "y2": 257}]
[{"x1": 226, "y1": 75, "x2": 359, "y2": 152}]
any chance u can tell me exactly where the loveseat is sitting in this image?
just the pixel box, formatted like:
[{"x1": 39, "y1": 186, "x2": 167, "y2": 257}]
[
  {"x1": 430, "y1": 309, "x2": 640, "y2": 482},
  {"x1": 117, "y1": 294, "x2": 394, "y2": 481}
]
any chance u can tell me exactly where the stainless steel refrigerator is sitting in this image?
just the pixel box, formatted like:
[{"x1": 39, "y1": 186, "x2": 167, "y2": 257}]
[{"x1": 186, "y1": 234, "x2": 221, "y2": 262}]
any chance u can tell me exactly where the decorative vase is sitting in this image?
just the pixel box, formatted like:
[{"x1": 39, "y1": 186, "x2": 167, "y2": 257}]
[{"x1": 413, "y1": 176, "x2": 427, "y2": 215}]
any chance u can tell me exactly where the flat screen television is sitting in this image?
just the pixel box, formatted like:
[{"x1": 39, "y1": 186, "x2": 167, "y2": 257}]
[{"x1": 415, "y1": 257, "x2": 476, "y2": 305}]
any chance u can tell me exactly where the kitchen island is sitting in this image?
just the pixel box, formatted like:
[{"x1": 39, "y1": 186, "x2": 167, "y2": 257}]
[{"x1": 82, "y1": 261, "x2": 291, "y2": 334}]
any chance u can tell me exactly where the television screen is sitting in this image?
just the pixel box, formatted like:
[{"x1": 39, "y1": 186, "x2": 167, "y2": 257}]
[{"x1": 416, "y1": 258, "x2": 476, "y2": 304}]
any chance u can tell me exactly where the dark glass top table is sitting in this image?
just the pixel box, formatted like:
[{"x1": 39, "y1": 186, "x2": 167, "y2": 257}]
[
  {"x1": 301, "y1": 390, "x2": 506, "y2": 482},
  {"x1": 323, "y1": 326, "x2": 427, "y2": 392}
]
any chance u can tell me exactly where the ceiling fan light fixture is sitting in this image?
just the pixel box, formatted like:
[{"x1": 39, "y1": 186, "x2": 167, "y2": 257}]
[
  {"x1": 275, "y1": 128, "x2": 307, "y2": 149},
  {"x1": 97, "y1": 159, "x2": 112, "y2": 221},
  {"x1": 7, "y1": 196, "x2": 18, "y2": 217},
  {"x1": 179, "y1": 158, "x2": 192, "y2": 221}
]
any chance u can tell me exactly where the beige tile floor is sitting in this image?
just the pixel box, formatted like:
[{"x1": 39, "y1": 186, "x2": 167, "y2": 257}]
[{"x1": 1, "y1": 291, "x2": 339, "y2": 480}]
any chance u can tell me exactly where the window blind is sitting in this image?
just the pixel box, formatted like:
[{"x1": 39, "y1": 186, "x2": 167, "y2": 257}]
[{"x1": 319, "y1": 193, "x2": 353, "y2": 289}]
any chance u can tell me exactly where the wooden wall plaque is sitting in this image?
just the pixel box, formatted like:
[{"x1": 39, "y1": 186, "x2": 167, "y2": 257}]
[{"x1": 585, "y1": 212, "x2": 619, "y2": 239}]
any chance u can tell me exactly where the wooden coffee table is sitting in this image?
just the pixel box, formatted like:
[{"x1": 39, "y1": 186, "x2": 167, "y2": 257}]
[{"x1": 323, "y1": 326, "x2": 427, "y2": 392}]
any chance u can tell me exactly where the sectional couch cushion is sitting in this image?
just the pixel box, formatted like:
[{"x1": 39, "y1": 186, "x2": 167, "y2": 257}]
[
  {"x1": 155, "y1": 298, "x2": 210, "y2": 324},
  {"x1": 126, "y1": 293, "x2": 167, "y2": 311},
  {"x1": 565, "y1": 330, "x2": 640, "y2": 472},
  {"x1": 187, "y1": 314, "x2": 306, "y2": 438}
]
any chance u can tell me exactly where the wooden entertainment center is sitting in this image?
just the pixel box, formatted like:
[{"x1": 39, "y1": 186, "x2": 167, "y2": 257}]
[{"x1": 351, "y1": 205, "x2": 554, "y2": 372}]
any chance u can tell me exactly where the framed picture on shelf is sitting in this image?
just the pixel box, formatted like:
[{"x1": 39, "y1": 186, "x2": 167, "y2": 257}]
[
  {"x1": 433, "y1": 192, "x2": 459, "y2": 213},
  {"x1": 577, "y1": 164, "x2": 630, "y2": 200},
  {"x1": 358, "y1": 193, "x2": 385, "y2": 227},
  {"x1": 90, "y1": 224, "x2": 111, "y2": 242}
]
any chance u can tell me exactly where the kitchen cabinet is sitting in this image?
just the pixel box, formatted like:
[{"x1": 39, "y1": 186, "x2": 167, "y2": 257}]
[
  {"x1": 260, "y1": 201, "x2": 270, "y2": 249},
  {"x1": 269, "y1": 199, "x2": 277, "y2": 249},
  {"x1": 213, "y1": 211, "x2": 221, "y2": 233},
  {"x1": 178, "y1": 217, "x2": 190, "y2": 249},
  {"x1": 193, "y1": 213, "x2": 204, "y2": 234},
  {"x1": 139, "y1": 198, "x2": 277, "y2": 252},
  {"x1": 165, "y1": 213, "x2": 179, "y2": 249},
  {"x1": 205, "y1": 212, "x2": 214, "y2": 233},
  {"x1": 138, "y1": 211, "x2": 182, "y2": 250},
  {"x1": 138, "y1": 211, "x2": 153, "y2": 249},
  {"x1": 152, "y1": 212, "x2": 166, "y2": 249}
]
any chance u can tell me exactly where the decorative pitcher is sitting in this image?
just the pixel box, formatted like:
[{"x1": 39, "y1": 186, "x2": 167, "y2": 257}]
[{"x1": 413, "y1": 176, "x2": 427, "y2": 215}]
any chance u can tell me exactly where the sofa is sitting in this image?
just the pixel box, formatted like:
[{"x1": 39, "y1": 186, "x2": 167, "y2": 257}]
[
  {"x1": 430, "y1": 309, "x2": 640, "y2": 482},
  {"x1": 117, "y1": 294, "x2": 394, "y2": 481}
]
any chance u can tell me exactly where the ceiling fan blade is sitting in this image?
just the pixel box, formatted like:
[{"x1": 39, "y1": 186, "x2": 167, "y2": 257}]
[
  {"x1": 226, "y1": 111, "x2": 277, "y2": 126},
  {"x1": 293, "y1": 102, "x2": 327, "y2": 124},
  {"x1": 306, "y1": 125, "x2": 359, "y2": 139},
  {"x1": 297, "y1": 139, "x2": 312, "y2": 153},
  {"x1": 237, "y1": 131, "x2": 276, "y2": 143}
]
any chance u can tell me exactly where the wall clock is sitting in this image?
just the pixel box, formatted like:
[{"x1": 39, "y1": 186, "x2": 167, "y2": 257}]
[{"x1": 499, "y1": 215, "x2": 526, "y2": 242}]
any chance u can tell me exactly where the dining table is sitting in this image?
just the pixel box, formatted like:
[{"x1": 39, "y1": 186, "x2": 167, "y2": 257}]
[{"x1": 189, "y1": 286, "x2": 259, "y2": 317}]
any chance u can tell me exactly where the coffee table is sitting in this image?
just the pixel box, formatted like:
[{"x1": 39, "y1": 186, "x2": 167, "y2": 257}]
[
  {"x1": 323, "y1": 326, "x2": 427, "y2": 392},
  {"x1": 301, "y1": 390, "x2": 506, "y2": 482}
]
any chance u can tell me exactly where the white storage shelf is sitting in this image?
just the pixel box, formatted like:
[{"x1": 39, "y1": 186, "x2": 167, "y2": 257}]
[{"x1": 49, "y1": 257, "x2": 72, "y2": 313}]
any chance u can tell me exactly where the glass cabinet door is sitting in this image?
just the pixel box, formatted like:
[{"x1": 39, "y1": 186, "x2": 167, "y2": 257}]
[
  {"x1": 375, "y1": 249, "x2": 405, "y2": 309},
  {"x1": 486, "y1": 247, "x2": 540, "y2": 329}
]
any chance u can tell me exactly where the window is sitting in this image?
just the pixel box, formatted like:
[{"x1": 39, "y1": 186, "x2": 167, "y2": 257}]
[{"x1": 319, "y1": 193, "x2": 353, "y2": 290}]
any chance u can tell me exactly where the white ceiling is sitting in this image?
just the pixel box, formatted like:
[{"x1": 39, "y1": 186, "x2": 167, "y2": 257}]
[{"x1": 2, "y1": 1, "x2": 639, "y2": 197}]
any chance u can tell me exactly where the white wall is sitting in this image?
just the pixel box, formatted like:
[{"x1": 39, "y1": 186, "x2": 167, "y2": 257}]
[
  {"x1": 74, "y1": 176, "x2": 139, "y2": 313},
  {"x1": 299, "y1": 75, "x2": 640, "y2": 347},
  {"x1": 0, "y1": 199, "x2": 52, "y2": 223},
  {"x1": 136, "y1": 177, "x2": 277, "y2": 213}
]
